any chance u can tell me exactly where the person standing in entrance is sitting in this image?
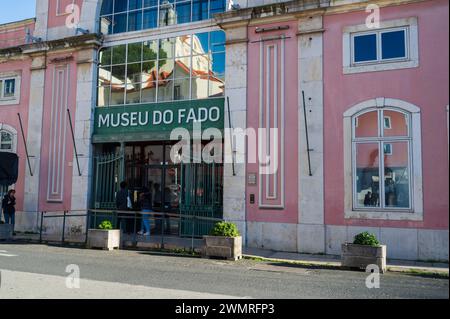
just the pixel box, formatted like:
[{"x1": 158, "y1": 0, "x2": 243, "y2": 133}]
[
  {"x1": 116, "y1": 182, "x2": 130, "y2": 233},
  {"x1": 2, "y1": 189, "x2": 16, "y2": 234},
  {"x1": 138, "y1": 186, "x2": 153, "y2": 236}
]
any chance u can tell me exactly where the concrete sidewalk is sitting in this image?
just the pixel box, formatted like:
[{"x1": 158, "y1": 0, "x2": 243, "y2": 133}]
[{"x1": 243, "y1": 247, "x2": 449, "y2": 274}]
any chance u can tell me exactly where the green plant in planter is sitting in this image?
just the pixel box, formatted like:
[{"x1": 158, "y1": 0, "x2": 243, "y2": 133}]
[
  {"x1": 98, "y1": 220, "x2": 113, "y2": 230},
  {"x1": 210, "y1": 221, "x2": 240, "y2": 237},
  {"x1": 353, "y1": 232, "x2": 380, "y2": 246}
]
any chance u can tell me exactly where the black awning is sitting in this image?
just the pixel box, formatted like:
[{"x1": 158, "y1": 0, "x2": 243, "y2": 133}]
[{"x1": 0, "y1": 152, "x2": 19, "y2": 186}]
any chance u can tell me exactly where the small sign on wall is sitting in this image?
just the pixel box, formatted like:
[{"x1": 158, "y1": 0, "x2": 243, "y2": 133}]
[{"x1": 247, "y1": 173, "x2": 257, "y2": 185}]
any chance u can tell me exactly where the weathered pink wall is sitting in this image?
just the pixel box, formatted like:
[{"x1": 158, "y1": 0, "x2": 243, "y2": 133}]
[
  {"x1": 0, "y1": 20, "x2": 35, "y2": 49},
  {"x1": 0, "y1": 59, "x2": 32, "y2": 211},
  {"x1": 246, "y1": 21, "x2": 299, "y2": 224},
  {"x1": 324, "y1": 0, "x2": 449, "y2": 229},
  {"x1": 38, "y1": 53, "x2": 78, "y2": 211}
]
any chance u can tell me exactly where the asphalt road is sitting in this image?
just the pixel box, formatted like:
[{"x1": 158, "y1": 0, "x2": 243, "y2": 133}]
[{"x1": 0, "y1": 243, "x2": 448, "y2": 299}]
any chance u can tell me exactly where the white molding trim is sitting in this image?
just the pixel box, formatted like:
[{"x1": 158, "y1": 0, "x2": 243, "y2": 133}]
[
  {"x1": 343, "y1": 97, "x2": 423, "y2": 221},
  {"x1": 0, "y1": 123, "x2": 18, "y2": 153},
  {"x1": 343, "y1": 17, "x2": 419, "y2": 75}
]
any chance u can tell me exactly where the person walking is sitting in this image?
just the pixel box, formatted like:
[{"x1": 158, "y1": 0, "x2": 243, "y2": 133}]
[
  {"x1": 116, "y1": 181, "x2": 130, "y2": 233},
  {"x1": 2, "y1": 189, "x2": 16, "y2": 234},
  {"x1": 138, "y1": 187, "x2": 153, "y2": 236}
]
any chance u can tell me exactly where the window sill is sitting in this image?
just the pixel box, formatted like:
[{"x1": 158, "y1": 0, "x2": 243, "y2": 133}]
[
  {"x1": 343, "y1": 59, "x2": 418, "y2": 75},
  {"x1": 0, "y1": 98, "x2": 20, "y2": 106},
  {"x1": 345, "y1": 209, "x2": 423, "y2": 221}
]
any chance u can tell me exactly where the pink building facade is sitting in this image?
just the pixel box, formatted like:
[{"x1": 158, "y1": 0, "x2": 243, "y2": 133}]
[
  {"x1": 0, "y1": 0, "x2": 448, "y2": 261},
  {"x1": 217, "y1": 0, "x2": 449, "y2": 260}
]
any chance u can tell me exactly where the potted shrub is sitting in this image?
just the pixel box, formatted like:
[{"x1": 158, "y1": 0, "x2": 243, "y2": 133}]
[
  {"x1": 203, "y1": 221, "x2": 242, "y2": 260},
  {"x1": 341, "y1": 232, "x2": 386, "y2": 273},
  {"x1": 87, "y1": 220, "x2": 120, "y2": 251},
  {"x1": 0, "y1": 221, "x2": 13, "y2": 241}
]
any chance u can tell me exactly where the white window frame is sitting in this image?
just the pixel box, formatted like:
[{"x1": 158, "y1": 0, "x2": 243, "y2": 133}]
[
  {"x1": 0, "y1": 73, "x2": 21, "y2": 105},
  {"x1": 0, "y1": 123, "x2": 17, "y2": 153},
  {"x1": 343, "y1": 97, "x2": 423, "y2": 221},
  {"x1": 343, "y1": 17, "x2": 419, "y2": 74}
]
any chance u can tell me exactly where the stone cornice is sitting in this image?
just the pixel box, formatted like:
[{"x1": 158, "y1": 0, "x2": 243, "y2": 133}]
[
  {"x1": 0, "y1": 33, "x2": 102, "y2": 59},
  {"x1": 215, "y1": 0, "x2": 430, "y2": 27}
]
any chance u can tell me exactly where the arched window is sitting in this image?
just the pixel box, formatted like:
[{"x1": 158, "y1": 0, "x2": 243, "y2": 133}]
[
  {"x1": 343, "y1": 98, "x2": 423, "y2": 221},
  {"x1": 0, "y1": 124, "x2": 17, "y2": 153},
  {"x1": 99, "y1": 0, "x2": 227, "y2": 35},
  {"x1": 352, "y1": 108, "x2": 412, "y2": 210}
]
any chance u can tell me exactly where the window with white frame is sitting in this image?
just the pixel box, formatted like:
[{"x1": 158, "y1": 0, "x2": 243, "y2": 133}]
[
  {"x1": 342, "y1": 17, "x2": 419, "y2": 74},
  {"x1": 352, "y1": 108, "x2": 412, "y2": 210},
  {"x1": 352, "y1": 27, "x2": 408, "y2": 65},
  {"x1": 0, "y1": 78, "x2": 16, "y2": 99},
  {"x1": 0, "y1": 130, "x2": 13, "y2": 151},
  {"x1": 0, "y1": 75, "x2": 20, "y2": 105}
]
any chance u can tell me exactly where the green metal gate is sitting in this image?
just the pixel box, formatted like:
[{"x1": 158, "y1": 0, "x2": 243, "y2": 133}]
[
  {"x1": 180, "y1": 162, "x2": 223, "y2": 237},
  {"x1": 93, "y1": 153, "x2": 124, "y2": 210}
]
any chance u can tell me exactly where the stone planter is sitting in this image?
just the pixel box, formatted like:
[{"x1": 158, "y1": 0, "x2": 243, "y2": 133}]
[
  {"x1": 203, "y1": 236, "x2": 242, "y2": 261},
  {"x1": 87, "y1": 229, "x2": 120, "y2": 251},
  {"x1": 0, "y1": 224, "x2": 13, "y2": 241},
  {"x1": 341, "y1": 243, "x2": 387, "y2": 273}
]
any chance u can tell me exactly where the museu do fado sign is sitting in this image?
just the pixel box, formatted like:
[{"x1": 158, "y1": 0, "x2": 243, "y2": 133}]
[{"x1": 93, "y1": 98, "x2": 224, "y2": 142}]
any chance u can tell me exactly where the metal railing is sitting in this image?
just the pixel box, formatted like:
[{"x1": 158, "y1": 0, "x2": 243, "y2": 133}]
[{"x1": 37, "y1": 209, "x2": 224, "y2": 252}]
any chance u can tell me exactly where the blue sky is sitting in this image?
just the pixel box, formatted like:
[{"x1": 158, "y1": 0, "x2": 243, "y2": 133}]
[{"x1": 0, "y1": 0, "x2": 36, "y2": 24}]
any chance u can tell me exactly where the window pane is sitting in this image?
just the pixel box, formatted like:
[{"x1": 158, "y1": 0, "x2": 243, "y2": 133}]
[
  {"x1": 129, "y1": 0, "x2": 143, "y2": 10},
  {"x1": 192, "y1": 0, "x2": 209, "y2": 22},
  {"x1": 174, "y1": 78, "x2": 190, "y2": 100},
  {"x1": 158, "y1": 80, "x2": 174, "y2": 101},
  {"x1": 111, "y1": 65, "x2": 126, "y2": 85},
  {"x1": 175, "y1": 35, "x2": 192, "y2": 57},
  {"x1": 112, "y1": 45, "x2": 127, "y2": 64},
  {"x1": 159, "y1": 38, "x2": 175, "y2": 59},
  {"x1": 384, "y1": 141, "x2": 410, "y2": 208},
  {"x1": 211, "y1": 52, "x2": 225, "y2": 75},
  {"x1": 355, "y1": 143, "x2": 380, "y2": 208},
  {"x1": 355, "y1": 110, "x2": 378, "y2": 138},
  {"x1": 382, "y1": 30, "x2": 406, "y2": 60},
  {"x1": 210, "y1": 0, "x2": 226, "y2": 16},
  {"x1": 159, "y1": 0, "x2": 176, "y2": 26},
  {"x1": 101, "y1": 0, "x2": 114, "y2": 15},
  {"x1": 144, "y1": 0, "x2": 158, "y2": 7},
  {"x1": 0, "y1": 143, "x2": 12, "y2": 150},
  {"x1": 191, "y1": 77, "x2": 208, "y2": 99},
  {"x1": 354, "y1": 34, "x2": 377, "y2": 63},
  {"x1": 127, "y1": 42, "x2": 142, "y2": 63},
  {"x1": 175, "y1": 57, "x2": 191, "y2": 79},
  {"x1": 176, "y1": 1, "x2": 191, "y2": 24},
  {"x1": 113, "y1": 13, "x2": 127, "y2": 33},
  {"x1": 100, "y1": 16, "x2": 113, "y2": 35},
  {"x1": 141, "y1": 81, "x2": 157, "y2": 103},
  {"x1": 383, "y1": 110, "x2": 409, "y2": 137},
  {"x1": 97, "y1": 86, "x2": 111, "y2": 107},
  {"x1": 114, "y1": 0, "x2": 128, "y2": 13},
  {"x1": 1, "y1": 132, "x2": 12, "y2": 142},
  {"x1": 126, "y1": 83, "x2": 141, "y2": 104},
  {"x1": 143, "y1": 7, "x2": 158, "y2": 29},
  {"x1": 209, "y1": 76, "x2": 224, "y2": 97},
  {"x1": 192, "y1": 55, "x2": 210, "y2": 76},
  {"x1": 159, "y1": 59, "x2": 174, "y2": 80},
  {"x1": 127, "y1": 63, "x2": 143, "y2": 83},
  {"x1": 142, "y1": 61, "x2": 158, "y2": 81},
  {"x1": 143, "y1": 40, "x2": 158, "y2": 60},
  {"x1": 110, "y1": 87, "x2": 125, "y2": 105},
  {"x1": 3, "y1": 79, "x2": 15, "y2": 97},
  {"x1": 210, "y1": 30, "x2": 226, "y2": 53},
  {"x1": 0, "y1": 81, "x2": 3, "y2": 98},
  {"x1": 99, "y1": 47, "x2": 112, "y2": 65},
  {"x1": 98, "y1": 65, "x2": 112, "y2": 86},
  {"x1": 193, "y1": 32, "x2": 209, "y2": 55},
  {"x1": 128, "y1": 10, "x2": 143, "y2": 32}
]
